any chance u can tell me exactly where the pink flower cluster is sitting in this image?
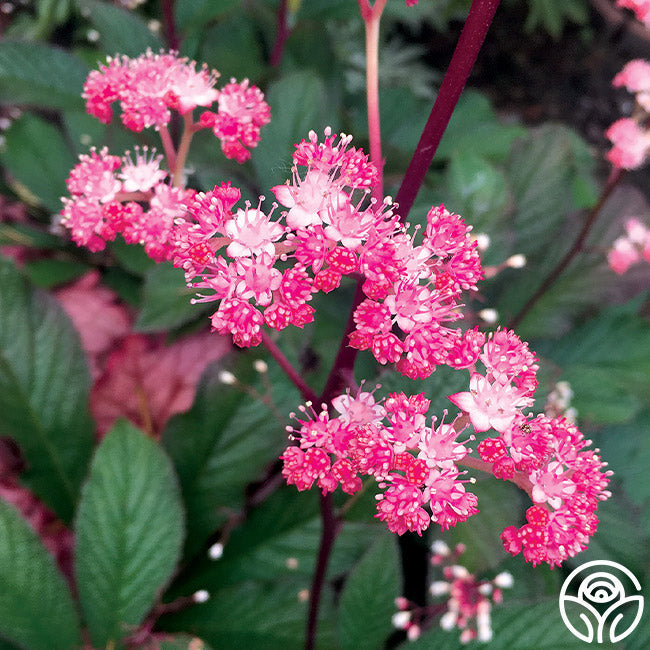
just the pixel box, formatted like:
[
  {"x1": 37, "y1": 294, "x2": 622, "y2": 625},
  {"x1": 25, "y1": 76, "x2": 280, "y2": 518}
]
[
  {"x1": 281, "y1": 388, "x2": 477, "y2": 536},
  {"x1": 60, "y1": 146, "x2": 194, "y2": 257},
  {"x1": 607, "y1": 217, "x2": 650, "y2": 273},
  {"x1": 168, "y1": 128, "x2": 482, "y2": 349},
  {"x1": 607, "y1": 54, "x2": 650, "y2": 169},
  {"x1": 393, "y1": 540, "x2": 513, "y2": 643},
  {"x1": 83, "y1": 50, "x2": 270, "y2": 162},
  {"x1": 348, "y1": 205, "x2": 483, "y2": 378},
  {"x1": 479, "y1": 414, "x2": 611, "y2": 568},
  {"x1": 617, "y1": 0, "x2": 650, "y2": 26}
]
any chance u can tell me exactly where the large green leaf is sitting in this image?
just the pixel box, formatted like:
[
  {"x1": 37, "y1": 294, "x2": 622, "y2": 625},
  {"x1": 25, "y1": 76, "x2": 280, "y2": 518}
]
[
  {"x1": 0, "y1": 257, "x2": 93, "y2": 523},
  {"x1": 251, "y1": 71, "x2": 329, "y2": 191},
  {"x1": 76, "y1": 0, "x2": 163, "y2": 57},
  {"x1": 338, "y1": 533, "x2": 400, "y2": 650},
  {"x1": 0, "y1": 500, "x2": 81, "y2": 650},
  {"x1": 135, "y1": 262, "x2": 210, "y2": 332},
  {"x1": 0, "y1": 41, "x2": 88, "y2": 110},
  {"x1": 1, "y1": 113, "x2": 76, "y2": 212},
  {"x1": 75, "y1": 421, "x2": 185, "y2": 647},
  {"x1": 162, "y1": 355, "x2": 302, "y2": 557},
  {"x1": 535, "y1": 300, "x2": 650, "y2": 424},
  {"x1": 174, "y1": 0, "x2": 241, "y2": 30}
]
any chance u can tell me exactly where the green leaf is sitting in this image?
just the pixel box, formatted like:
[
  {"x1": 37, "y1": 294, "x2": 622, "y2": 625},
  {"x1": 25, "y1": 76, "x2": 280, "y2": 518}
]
[
  {"x1": 0, "y1": 257, "x2": 93, "y2": 522},
  {"x1": 199, "y1": 15, "x2": 266, "y2": 82},
  {"x1": 437, "y1": 91, "x2": 526, "y2": 162},
  {"x1": 76, "y1": 0, "x2": 163, "y2": 57},
  {"x1": 75, "y1": 420, "x2": 185, "y2": 647},
  {"x1": 175, "y1": 0, "x2": 241, "y2": 30},
  {"x1": 161, "y1": 580, "x2": 310, "y2": 649},
  {"x1": 338, "y1": 533, "x2": 400, "y2": 650},
  {"x1": 1, "y1": 113, "x2": 76, "y2": 212},
  {"x1": 23, "y1": 258, "x2": 90, "y2": 289},
  {"x1": 0, "y1": 500, "x2": 81, "y2": 650},
  {"x1": 162, "y1": 356, "x2": 301, "y2": 557},
  {"x1": 135, "y1": 262, "x2": 209, "y2": 332},
  {"x1": 536, "y1": 301, "x2": 650, "y2": 424},
  {"x1": 252, "y1": 71, "x2": 329, "y2": 191},
  {"x1": 0, "y1": 41, "x2": 88, "y2": 110}
]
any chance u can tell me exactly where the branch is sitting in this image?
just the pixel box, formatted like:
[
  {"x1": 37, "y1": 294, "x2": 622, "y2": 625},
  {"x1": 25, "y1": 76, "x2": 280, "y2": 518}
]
[{"x1": 394, "y1": 0, "x2": 502, "y2": 222}]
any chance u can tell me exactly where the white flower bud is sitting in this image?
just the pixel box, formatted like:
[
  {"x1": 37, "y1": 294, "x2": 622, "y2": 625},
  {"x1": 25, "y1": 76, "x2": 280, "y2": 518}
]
[
  {"x1": 478, "y1": 308, "x2": 499, "y2": 324},
  {"x1": 193, "y1": 589, "x2": 210, "y2": 603},
  {"x1": 493, "y1": 571, "x2": 514, "y2": 589},
  {"x1": 430, "y1": 581, "x2": 451, "y2": 596},
  {"x1": 392, "y1": 611, "x2": 411, "y2": 629},
  {"x1": 506, "y1": 254, "x2": 526, "y2": 268},
  {"x1": 208, "y1": 542, "x2": 224, "y2": 560},
  {"x1": 218, "y1": 370, "x2": 237, "y2": 385}
]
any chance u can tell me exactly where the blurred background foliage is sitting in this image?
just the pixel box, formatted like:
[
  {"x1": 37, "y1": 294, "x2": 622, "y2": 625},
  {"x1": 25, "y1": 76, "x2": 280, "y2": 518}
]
[{"x1": 0, "y1": 0, "x2": 648, "y2": 648}]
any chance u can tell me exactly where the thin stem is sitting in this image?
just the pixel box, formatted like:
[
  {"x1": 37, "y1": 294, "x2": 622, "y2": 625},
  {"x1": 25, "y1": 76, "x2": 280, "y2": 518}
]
[
  {"x1": 394, "y1": 0, "x2": 502, "y2": 222},
  {"x1": 172, "y1": 113, "x2": 196, "y2": 188},
  {"x1": 457, "y1": 455, "x2": 534, "y2": 499},
  {"x1": 158, "y1": 125, "x2": 177, "y2": 174},
  {"x1": 161, "y1": 0, "x2": 180, "y2": 51},
  {"x1": 270, "y1": 0, "x2": 290, "y2": 67},
  {"x1": 508, "y1": 166, "x2": 625, "y2": 330},
  {"x1": 305, "y1": 492, "x2": 342, "y2": 650},
  {"x1": 261, "y1": 330, "x2": 319, "y2": 404},
  {"x1": 362, "y1": 0, "x2": 388, "y2": 199}
]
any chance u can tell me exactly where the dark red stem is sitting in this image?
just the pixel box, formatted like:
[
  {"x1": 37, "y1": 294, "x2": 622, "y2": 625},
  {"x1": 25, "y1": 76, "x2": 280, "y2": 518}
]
[
  {"x1": 161, "y1": 0, "x2": 180, "y2": 51},
  {"x1": 270, "y1": 0, "x2": 291, "y2": 67},
  {"x1": 394, "y1": 0, "x2": 502, "y2": 222},
  {"x1": 508, "y1": 166, "x2": 625, "y2": 330}
]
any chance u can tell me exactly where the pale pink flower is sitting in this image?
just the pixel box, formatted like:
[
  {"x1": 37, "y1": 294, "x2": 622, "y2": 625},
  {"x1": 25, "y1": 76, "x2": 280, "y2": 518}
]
[
  {"x1": 448, "y1": 374, "x2": 533, "y2": 433},
  {"x1": 608, "y1": 235, "x2": 641, "y2": 273},
  {"x1": 331, "y1": 389, "x2": 385, "y2": 426},
  {"x1": 233, "y1": 253, "x2": 282, "y2": 306},
  {"x1": 617, "y1": 0, "x2": 650, "y2": 26},
  {"x1": 224, "y1": 204, "x2": 284, "y2": 258},
  {"x1": 119, "y1": 147, "x2": 167, "y2": 192},
  {"x1": 605, "y1": 117, "x2": 650, "y2": 169},
  {"x1": 613, "y1": 59, "x2": 650, "y2": 93}
]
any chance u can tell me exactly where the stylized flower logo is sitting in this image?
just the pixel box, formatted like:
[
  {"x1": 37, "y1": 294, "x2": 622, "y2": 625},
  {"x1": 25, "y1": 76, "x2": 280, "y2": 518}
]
[{"x1": 559, "y1": 560, "x2": 644, "y2": 643}]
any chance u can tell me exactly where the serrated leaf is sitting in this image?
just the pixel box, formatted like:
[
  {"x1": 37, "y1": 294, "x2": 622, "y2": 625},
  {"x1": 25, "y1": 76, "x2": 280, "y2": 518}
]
[
  {"x1": 0, "y1": 500, "x2": 81, "y2": 650},
  {"x1": 162, "y1": 356, "x2": 301, "y2": 557},
  {"x1": 436, "y1": 90, "x2": 526, "y2": 162},
  {"x1": 161, "y1": 580, "x2": 310, "y2": 649},
  {"x1": 1, "y1": 113, "x2": 76, "y2": 212},
  {"x1": 135, "y1": 262, "x2": 210, "y2": 332},
  {"x1": 76, "y1": 0, "x2": 163, "y2": 57},
  {"x1": 338, "y1": 533, "x2": 400, "y2": 650},
  {"x1": 252, "y1": 71, "x2": 329, "y2": 190},
  {"x1": 0, "y1": 41, "x2": 88, "y2": 110},
  {"x1": 0, "y1": 257, "x2": 93, "y2": 522},
  {"x1": 75, "y1": 420, "x2": 185, "y2": 647}
]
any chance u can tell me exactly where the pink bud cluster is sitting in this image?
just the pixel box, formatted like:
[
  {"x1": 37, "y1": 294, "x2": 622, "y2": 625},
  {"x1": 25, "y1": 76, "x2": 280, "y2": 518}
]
[
  {"x1": 607, "y1": 217, "x2": 650, "y2": 273},
  {"x1": 281, "y1": 388, "x2": 478, "y2": 536},
  {"x1": 393, "y1": 540, "x2": 513, "y2": 643},
  {"x1": 83, "y1": 50, "x2": 270, "y2": 162},
  {"x1": 60, "y1": 146, "x2": 194, "y2": 257},
  {"x1": 607, "y1": 56, "x2": 650, "y2": 168}
]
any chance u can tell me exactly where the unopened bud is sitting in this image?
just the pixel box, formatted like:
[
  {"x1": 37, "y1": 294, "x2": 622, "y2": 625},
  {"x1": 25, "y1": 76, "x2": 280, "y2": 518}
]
[
  {"x1": 474, "y1": 233, "x2": 490, "y2": 251},
  {"x1": 254, "y1": 359, "x2": 268, "y2": 373},
  {"x1": 493, "y1": 571, "x2": 514, "y2": 589},
  {"x1": 193, "y1": 589, "x2": 210, "y2": 603},
  {"x1": 506, "y1": 254, "x2": 526, "y2": 268},
  {"x1": 478, "y1": 308, "x2": 499, "y2": 324},
  {"x1": 392, "y1": 611, "x2": 411, "y2": 629},
  {"x1": 430, "y1": 540, "x2": 450, "y2": 556},
  {"x1": 208, "y1": 542, "x2": 224, "y2": 560},
  {"x1": 407, "y1": 623, "x2": 421, "y2": 641},
  {"x1": 218, "y1": 370, "x2": 236, "y2": 385},
  {"x1": 430, "y1": 581, "x2": 450, "y2": 596}
]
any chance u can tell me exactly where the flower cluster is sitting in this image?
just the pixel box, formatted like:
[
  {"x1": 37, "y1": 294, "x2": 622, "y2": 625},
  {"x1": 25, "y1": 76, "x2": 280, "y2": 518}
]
[
  {"x1": 83, "y1": 50, "x2": 270, "y2": 161},
  {"x1": 478, "y1": 414, "x2": 611, "y2": 568},
  {"x1": 281, "y1": 388, "x2": 477, "y2": 536},
  {"x1": 348, "y1": 205, "x2": 483, "y2": 378},
  {"x1": 60, "y1": 146, "x2": 193, "y2": 257},
  {"x1": 393, "y1": 540, "x2": 513, "y2": 643},
  {"x1": 607, "y1": 217, "x2": 650, "y2": 273}
]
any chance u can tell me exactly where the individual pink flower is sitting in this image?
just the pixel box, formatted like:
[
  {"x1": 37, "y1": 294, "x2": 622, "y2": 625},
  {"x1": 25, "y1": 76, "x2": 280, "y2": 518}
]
[
  {"x1": 605, "y1": 118, "x2": 650, "y2": 169},
  {"x1": 118, "y1": 147, "x2": 167, "y2": 192},
  {"x1": 224, "y1": 204, "x2": 284, "y2": 258},
  {"x1": 448, "y1": 374, "x2": 533, "y2": 433},
  {"x1": 608, "y1": 235, "x2": 641, "y2": 273},
  {"x1": 617, "y1": 0, "x2": 650, "y2": 27}
]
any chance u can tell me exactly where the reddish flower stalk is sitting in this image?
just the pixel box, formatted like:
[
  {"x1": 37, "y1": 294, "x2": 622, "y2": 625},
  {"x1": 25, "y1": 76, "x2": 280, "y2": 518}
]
[
  {"x1": 508, "y1": 166, "x2": 625, "y2": 329},
  {"x1": 394, "y1": 0, "x2": 502, "y2": 222},
  {"x1": 161, "y1": 0, "x2": 180, "y2": 51},
  {"x1": 270, "y1": 0, "x2": 291, "y2": 67}
]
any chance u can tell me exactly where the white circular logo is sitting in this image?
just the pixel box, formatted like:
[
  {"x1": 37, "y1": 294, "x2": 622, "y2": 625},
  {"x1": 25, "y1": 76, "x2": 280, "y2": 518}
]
[{"x1": 559, "y1": 560, "x2": 644, "y2": 643}]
